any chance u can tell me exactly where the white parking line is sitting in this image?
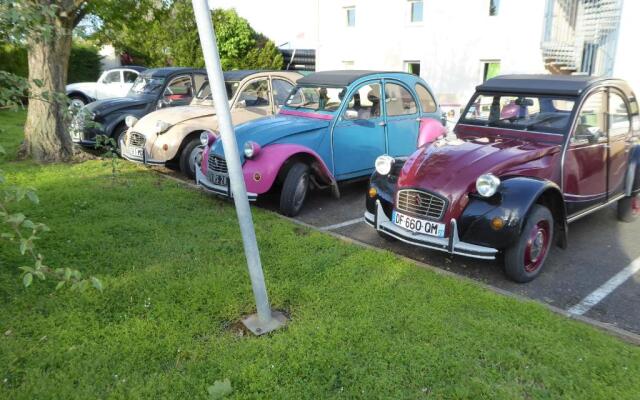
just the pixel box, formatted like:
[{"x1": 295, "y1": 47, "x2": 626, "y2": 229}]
[
  {"x1": 568, "y1": 257, "x2": 640, "y2": 316},
  {"x1": 319, "y1": 217, "x2": 364, "y2": 231}
]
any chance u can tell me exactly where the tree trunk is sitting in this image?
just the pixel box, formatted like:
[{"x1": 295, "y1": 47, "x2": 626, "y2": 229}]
[{"x1": 21, "y1": 2, "x2": 82, "y2": 163}]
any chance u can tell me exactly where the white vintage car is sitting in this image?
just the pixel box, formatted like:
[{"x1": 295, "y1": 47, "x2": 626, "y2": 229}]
[{"x1": 66, "y1": 66, "x2": 147, "y2": 108}]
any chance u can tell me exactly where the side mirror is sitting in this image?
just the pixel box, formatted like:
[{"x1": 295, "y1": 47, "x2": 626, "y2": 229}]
[
  {"x1": 344, "y1": 109, "x2": 358, "y2": 120},
  {"x1": 235, "y1": 99, "x2": 246, "y2": 109}
]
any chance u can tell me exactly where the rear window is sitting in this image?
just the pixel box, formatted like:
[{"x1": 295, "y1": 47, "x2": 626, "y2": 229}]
[{"x1": 462, "y1": 93, "x2": 577, "y2": 134}]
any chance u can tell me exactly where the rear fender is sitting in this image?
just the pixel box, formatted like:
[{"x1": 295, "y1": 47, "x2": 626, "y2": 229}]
[
  {"x1": 459, "y1": 177, "x2": 568, "y2": 249},
  {"x1": 242, "y1": 144, "x2": 335, "y2": 195},
  {"x1": 417, "y1": 118, "x2": 446, "y2": 148}
]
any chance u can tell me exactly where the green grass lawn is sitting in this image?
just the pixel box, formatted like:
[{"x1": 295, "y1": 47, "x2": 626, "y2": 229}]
[{"x1": 1, "y1": 110, "x2": 640, "y2": 399}]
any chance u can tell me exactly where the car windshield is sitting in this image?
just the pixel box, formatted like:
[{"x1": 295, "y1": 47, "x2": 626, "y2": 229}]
[
  {"x1": 194, "y1": 81, "x2": 240, "y2": 101},
  {"x1": 284, "y1": 86, "x2": 346, "y2": 112},
  {"x1": 461, "y1": 93, "x2": 577, "y2": 134},
  {"x1": 130, "y1": 75, "x2": 166, "y2": 94}
]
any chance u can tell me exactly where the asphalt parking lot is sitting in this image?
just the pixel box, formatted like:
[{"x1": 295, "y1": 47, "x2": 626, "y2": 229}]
[
  {"x1": 162, "y1": 166, "x2": 640, "y2": 338},
  {"x1": 257, "y1": 179, "x2": 640, "y2": 337}
]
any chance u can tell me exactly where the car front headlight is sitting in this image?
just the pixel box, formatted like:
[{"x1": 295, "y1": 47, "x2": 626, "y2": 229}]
[
  {"x1": 125, "y1": 115, "x2": 138, "y2": 128},
  {"x1": 155, "y1": 120, "x2": 171, "y2": 134},
  {"x1": 375, "y1": 155, "x2": 394, "y2": 176},
  {"x1": 243, "y1": 141, "x2": 261, "y2": 159},
  {"x1": 476, "y1": 173, "x2": 501, "y2": 197}
]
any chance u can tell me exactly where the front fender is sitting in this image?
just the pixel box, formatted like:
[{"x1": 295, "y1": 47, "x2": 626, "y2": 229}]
[
  {"x1": 625, "y1": 144, "x2": 640, "y2": 196},
  {"x1": 242, "y1": 144, "x2": 335, "y2": 195},
  {"x1": 458, "y1": 177, "x2": 566, "y2": 249}
]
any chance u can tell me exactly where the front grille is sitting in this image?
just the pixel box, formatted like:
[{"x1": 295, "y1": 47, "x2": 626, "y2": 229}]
[
  {"x1": 128, "y1": 132, "x2": 145, "y2": 147},
  {"x1": 208, "y1": 155, "x2": 228, "y2": 174},
  {"x1": 396, "y1": 189, "x2": 446, "y2": 220}
]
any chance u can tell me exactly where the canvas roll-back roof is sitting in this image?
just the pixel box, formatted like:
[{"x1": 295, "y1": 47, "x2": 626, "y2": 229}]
[{"x1": 476, "y1": 74, "x2": 609, "y2": 96}]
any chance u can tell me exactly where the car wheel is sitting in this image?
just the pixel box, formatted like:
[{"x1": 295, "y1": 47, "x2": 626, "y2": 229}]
[
  {"x1": 617, "y1": 193, "x2": 640, "y2": 223},
  {"x1": 68, "y1": 95, "x2": 86, "y2": 110},
  {"x1": 279, "y1": 162, "x2": 310, "y2": 217},
  {"x1": 504, "y1": 204, "x2": 554, "y2": 283},
  {"x1": 179, "y1": 137, "x2": 203, "y2": 179}
]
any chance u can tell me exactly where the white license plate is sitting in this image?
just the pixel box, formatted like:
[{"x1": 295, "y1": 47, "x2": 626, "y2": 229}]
[
  {"x1": 392, "y1": 210, "x2": 446, "y2": 237},
  {"x1": 128, "y1": 147, "x2": 143, "y2": 157},
  {"x1": 207, "y1": 172, "x2": 228, "y2": 187}
]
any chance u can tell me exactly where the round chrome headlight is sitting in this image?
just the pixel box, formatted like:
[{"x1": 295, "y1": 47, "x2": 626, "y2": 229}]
[
  {"x1": 243, "y1": 141, "x2": 261, "y2": 159},
  {"x1": 375, "y1": 155, "x2": 394, "y2": 176},
  {"x1": 476, "y1": 173, "x2": 501, "y2": 197},
  {"x1": 125, "y1": 115, "x2": 138, "y2": 128},
  {"x1": 200, "y1": 131, "x2": 210, "y2": 146},
  {"x1": 155, "y1": 120, "x2": 171, "y2": 134}
]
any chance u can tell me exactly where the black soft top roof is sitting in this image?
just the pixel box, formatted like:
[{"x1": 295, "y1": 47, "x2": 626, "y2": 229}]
[
  {"x1": 476, "y1": 74, "x2": 609, "y2": 96},
  {"x1": 297, "y1": 70, "x2": 388, "y2": 87},
  {"x1": 142, "y1": 67, "x2": 206, "y2": 77}
]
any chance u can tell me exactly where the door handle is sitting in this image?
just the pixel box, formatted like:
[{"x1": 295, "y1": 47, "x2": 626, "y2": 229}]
[{"x1": 378, "y1": 121, "x2": 387, "y2": 127}]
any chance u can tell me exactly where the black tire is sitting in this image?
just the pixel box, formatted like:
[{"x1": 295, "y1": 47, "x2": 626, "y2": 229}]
[
  {"x1": 279, "y1": 163, "x2": 310, "y2": 217},
  {"x1": 617, "y1": 194, "x2": 640, "y2": 223},
  {"x1": 179, "y1": 137, "x2": 203, "y2": 179},
  {"x1": 504, "y1": 204, "x2": 554, "y2": 283}
]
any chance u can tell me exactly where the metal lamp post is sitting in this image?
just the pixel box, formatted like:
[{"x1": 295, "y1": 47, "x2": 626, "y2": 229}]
[{"x1": 191, "y1": 0, "x2": 286, "y2": 335}]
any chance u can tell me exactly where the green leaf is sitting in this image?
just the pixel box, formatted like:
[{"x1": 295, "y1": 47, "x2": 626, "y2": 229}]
[
  {"x1": 34, "y1": 270, "x2": 45, "y2": 280},
  {"x1": 64, "y1": 267, "x2": 72, "y2": 281},
  {"x1": 55, "y1": 281, "x2": 65, "y2": 290},
  {"x1": 7, "y1": 213, "x2": 25, "y2": 226},
  {"x1": 26, "y1": 190, "x2": 39, "y2": 204},
  {"x1": 19, "y1": 238, "x2": 32, "y2": 255},
  {"x1": 22, "y1": 219, "x2": 35, "y2": 229},
  {"x1": 1, "y1": 232, "x2": 15, "y2": 239},
  {"x1": 91, "y1": 277, "x2": 103, "y2": 292},
  {"x1": 207, "y1": 379, "x2": 232, "y2": 399},
  {"x1": 23, "y1": 273, "x2": 33, "y2": 287}
]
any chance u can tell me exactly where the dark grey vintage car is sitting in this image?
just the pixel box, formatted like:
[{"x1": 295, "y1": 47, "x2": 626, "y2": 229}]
[{"x1": 70, "y1": 67, "x2": 207, "y2": 149}]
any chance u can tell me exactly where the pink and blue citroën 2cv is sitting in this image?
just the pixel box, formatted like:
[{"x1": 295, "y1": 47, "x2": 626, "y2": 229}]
[{"x1": 196, "y1": 70, "x2": 446, "y2": 216}]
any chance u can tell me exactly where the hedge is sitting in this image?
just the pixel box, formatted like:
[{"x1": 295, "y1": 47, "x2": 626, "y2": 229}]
[{"x1": 0, "y1": 43, "x2": 102, "y2": 84}]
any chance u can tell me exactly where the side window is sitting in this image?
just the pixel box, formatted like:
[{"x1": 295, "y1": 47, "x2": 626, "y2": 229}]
[
  {"x1": 123, "y1": 71, "x2": 138, "y2": 83},
  {"x1": 236, "y1": 79, "x2": 270, "y2": 108},
  {"x1": 193, "y1": 74, "x2": 207, "y2": 94},
  {"x1": 573, "y1": 91, "x2": 606, "y2": 145},
  {"x1": 272, "y1": 79, "x2": 294, "y2": 106},
  {"x1": 385, "y1": 83, "x2": 417, "y2": 116},
  {"x1": 102, "y1": 71, "x2": 121, "y2": 84},
  {"x1": 343, "y1": 83, "x2": 382, "y2": 120},
  {"x1": 608, "y1": 92, "x2": 630, "y2": 137},
  {"x1": 415, "y1": 84, "x2": 437, "y2": 113},
  {"x1": 163, "y1": 75, "x2": 193, "y2": 101}
]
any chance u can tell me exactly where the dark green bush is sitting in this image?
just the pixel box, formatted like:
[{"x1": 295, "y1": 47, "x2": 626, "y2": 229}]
[{"x1": 0, "y1": 43, "x2": 102, "y2": 83}]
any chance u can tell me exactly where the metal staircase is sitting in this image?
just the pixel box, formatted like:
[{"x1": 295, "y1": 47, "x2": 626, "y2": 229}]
[{"x1": 541, "y1": 0, "x2": 623, "y2": 76}]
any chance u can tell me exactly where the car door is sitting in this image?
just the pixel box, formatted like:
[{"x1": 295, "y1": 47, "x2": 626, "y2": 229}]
[
  {"x1": 159, "y1": 74, "x2": 194, "y2": 108},
  {"x1": 230, "y1": 77, "x2": 273, "y2": 124},
  {"x1": 96, "y1": 70, "x2": 122, "y2": 100},
  {"x1": 383, "y1": 81, "x2": 420, "y2": 157},
  {"x1": 607, "y1": 88, "x2": 633, "y2": 197},
  {"x1": 332, "y1": 81, "x2": 386, "y2": 179},
  {"x1": 563, "y1": 90, "x2": 608, "y2": 216}
]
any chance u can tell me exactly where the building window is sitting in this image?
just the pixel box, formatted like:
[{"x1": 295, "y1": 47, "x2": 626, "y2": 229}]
[
  {"x1": 405, "y1": 61, "x2": 421, "y2": 76},
  {"x1": 409, "y1": 0, "x2": 423, "y2": 23},
  {"x1": 345, "y1": 7, "x2": 355, "y2": 27},
  {"x1": 489, "y1": 0, "x2": 500, "y2": 16},
  {"x1": 482, "y1": 60, "x2": 500, "y2": 81}
]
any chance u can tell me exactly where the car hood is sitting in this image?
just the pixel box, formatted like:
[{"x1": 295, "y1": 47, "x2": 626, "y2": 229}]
[
  {"x1": 147, "y1": 105, "x2": 215, "y2": 126},
  {"x1": 397, "y1": 135, "x2": 560, "y2": 207},
  {"x1": 86, "y1": 95, "x2": 152, "y2": 116},
  {"x1": 209, "y1": 114, "x2": 330, "y2": 159}
]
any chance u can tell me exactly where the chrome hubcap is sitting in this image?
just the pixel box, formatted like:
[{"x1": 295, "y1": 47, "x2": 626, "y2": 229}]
[
  {"x1": 529, "y1": 231, "x2": 544, "y2": 262},
  {"x1": 189, "y1": 146, "x2": 203, "y2": 174}
]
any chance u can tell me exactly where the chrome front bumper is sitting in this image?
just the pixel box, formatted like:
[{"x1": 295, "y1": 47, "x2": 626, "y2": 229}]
[
  {"x1": 195, "y1": 164, "x2": 257, "y2": 201},
  {"x1": 365, "y1": 200, "x2": 498, "y2": 260},
  {"x1": 119, "y1": 138, "x2": 165, "y2": 165}
]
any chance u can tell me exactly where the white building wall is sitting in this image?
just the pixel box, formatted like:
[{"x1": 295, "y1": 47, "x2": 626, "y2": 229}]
[
  {"x1": 317, "y1": 0, "x2": 548, "y2": 109},
  {"x1": 613, "y1": 0, "x2": 640, "y2": 95}
]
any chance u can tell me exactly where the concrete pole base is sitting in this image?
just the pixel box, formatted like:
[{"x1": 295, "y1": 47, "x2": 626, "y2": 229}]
[{"x1": 242, "y1": 310, "x2": 288, "y2": 336}]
